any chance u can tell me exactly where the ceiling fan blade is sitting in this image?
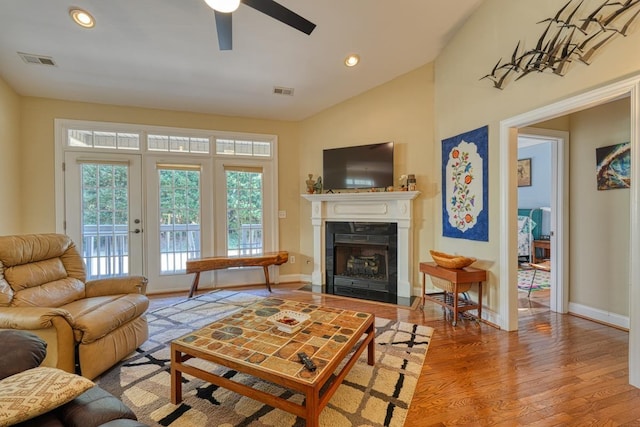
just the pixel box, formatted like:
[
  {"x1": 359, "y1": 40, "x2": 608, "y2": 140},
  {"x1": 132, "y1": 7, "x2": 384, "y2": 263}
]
[
  {"x1": 242, "y1": 0, "x2": 316, "y2": 35},
  {"x1": 214, "y1": 11, "x2": 233, "y2": 50}
]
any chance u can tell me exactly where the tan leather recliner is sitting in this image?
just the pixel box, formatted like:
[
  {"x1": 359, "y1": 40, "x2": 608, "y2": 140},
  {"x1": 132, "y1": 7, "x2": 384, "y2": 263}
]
[{"x1": 0, "y1": 233, "x2": 149, "y2": 380}]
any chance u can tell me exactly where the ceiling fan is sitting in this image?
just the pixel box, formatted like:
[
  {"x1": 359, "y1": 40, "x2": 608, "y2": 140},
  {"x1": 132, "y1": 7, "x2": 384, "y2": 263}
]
[{"x1": 204, "y1": 0, "x2": 316, "y2": 50}]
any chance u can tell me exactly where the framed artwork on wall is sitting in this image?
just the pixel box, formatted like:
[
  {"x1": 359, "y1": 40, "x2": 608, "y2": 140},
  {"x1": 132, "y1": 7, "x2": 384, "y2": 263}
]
[
  {"x1": 441, "y1": 125, "x2": 489, "y2": 242},
  {"x1": 517, "y1": 158, "x2": 532, "y2": 187},
  {"x1": 596, "y1": 142, "x2": 630, "y2": 190}
]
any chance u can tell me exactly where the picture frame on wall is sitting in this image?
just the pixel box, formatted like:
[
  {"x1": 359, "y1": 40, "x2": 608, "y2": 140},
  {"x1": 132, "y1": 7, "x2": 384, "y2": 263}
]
[
  {"x1": 517, "y1": 158, "x2": 532, "y2": 187},
  {"x1": 596, "y1": 142, "x2": 630, "y2": 190}
]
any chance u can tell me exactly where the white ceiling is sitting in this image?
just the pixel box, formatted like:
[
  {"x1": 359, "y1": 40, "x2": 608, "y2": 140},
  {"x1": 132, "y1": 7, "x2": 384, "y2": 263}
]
[{"x1": 0, "y1": 0, "x2": 483, "y2": 121}]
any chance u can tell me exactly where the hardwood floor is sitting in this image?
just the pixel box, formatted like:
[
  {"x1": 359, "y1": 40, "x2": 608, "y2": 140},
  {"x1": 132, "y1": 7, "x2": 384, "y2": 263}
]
[{"x1": 149, "y1": 284, "x2": 640, "y2": 426}]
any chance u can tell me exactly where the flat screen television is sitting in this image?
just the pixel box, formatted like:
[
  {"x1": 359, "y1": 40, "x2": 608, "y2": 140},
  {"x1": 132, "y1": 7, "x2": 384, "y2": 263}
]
[{"x1": 322, "y1": 142, "x2": 394, "y2": 190}]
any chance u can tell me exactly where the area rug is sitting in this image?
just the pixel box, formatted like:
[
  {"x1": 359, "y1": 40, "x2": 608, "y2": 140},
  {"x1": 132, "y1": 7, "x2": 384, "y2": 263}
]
[
  {"x1": 96, "y1": 290, "x2": 433, "y2": 427},
  {"x1": 517, "y1": 267, "x2": 550, "y2": 292}
]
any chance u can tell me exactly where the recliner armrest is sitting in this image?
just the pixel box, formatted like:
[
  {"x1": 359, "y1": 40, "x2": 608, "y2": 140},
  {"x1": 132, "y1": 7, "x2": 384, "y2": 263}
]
[
  {"x1": 85, "y1": 276, "x2": 148, "y2": 297},
  {"x1": 0, "y1": 307, "x2": 74, "y2": 329}
]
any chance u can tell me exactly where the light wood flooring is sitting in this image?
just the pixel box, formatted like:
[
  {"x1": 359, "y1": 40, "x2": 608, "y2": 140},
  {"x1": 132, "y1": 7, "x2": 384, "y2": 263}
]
[{"x1": 149, "y1": 284, "x2": 640, "y2": 426}]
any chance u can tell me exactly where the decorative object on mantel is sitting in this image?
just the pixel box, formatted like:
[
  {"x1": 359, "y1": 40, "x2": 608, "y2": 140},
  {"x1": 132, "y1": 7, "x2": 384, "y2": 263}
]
[
  {"x1": 314, "y1": 176, "x2": 323, "y2": 194},
  {"x1": 398, "y1": 174, "x2": 416, "y2": 191},
  {"x1": 305, "y1": 174, "x2": 316, "y2": 194},
  {"x1": 305, "y1": 174, "x2": 323, "y2": 194},
  {"x1": 399, "y1": 174, "x2": 408, "y2": 190},
  {"x1": 442, "y1": 126, "x2": 489, "y2": 242},
  {"x1": 429, "y1": 250, "x2": 477, "y2": 269},
  {"x1": 407, "y1": 174, "x2": 417, "y2": 191},
  {"x1": 481, "y1": 0, "x2": 640, "y2": 90}
]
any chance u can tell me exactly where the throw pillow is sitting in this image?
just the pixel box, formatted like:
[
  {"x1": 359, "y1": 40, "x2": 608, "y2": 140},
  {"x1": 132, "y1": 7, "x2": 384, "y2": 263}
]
[
  {"x1": 0, "y1": 329, "x2": 47, "y2": 380},
  {"x1": 0, "y1": 367, "x2": 94, "y2": 425}
]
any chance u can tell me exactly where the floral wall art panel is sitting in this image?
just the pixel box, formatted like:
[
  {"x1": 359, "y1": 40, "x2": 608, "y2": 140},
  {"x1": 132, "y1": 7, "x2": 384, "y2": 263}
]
[{"x1": 442, "y1": 125, "x2": 489, "y2": 242}]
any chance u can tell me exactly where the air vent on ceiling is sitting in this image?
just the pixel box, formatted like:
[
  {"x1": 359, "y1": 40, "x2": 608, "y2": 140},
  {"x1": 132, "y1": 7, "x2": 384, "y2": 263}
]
[
  {"x1": 273, "y1": 86, "x2": 294, "y2": 96},
  {"x1": 18, "y1": 52, "x2": 57, "y2": 66}
]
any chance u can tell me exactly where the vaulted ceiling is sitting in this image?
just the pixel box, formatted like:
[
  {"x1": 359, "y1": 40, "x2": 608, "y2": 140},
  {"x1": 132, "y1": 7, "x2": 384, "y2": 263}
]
[{"x1": 0, "y1": 1, "x2": 483, "y2": 121}]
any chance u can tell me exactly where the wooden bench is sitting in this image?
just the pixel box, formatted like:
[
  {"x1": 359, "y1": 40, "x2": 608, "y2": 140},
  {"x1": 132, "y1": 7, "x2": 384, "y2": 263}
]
[{"x1": 185, "y1": 251, "x2": 289, "y2": 297}]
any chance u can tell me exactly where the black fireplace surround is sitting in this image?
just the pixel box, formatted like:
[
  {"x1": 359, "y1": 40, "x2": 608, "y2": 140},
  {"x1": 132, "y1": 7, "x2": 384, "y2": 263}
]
[{"x1": 325, "y1": 221, "x2": 398, "y2": 304}]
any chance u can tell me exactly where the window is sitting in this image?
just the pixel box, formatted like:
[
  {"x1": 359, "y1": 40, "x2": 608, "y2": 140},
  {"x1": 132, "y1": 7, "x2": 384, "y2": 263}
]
[
  {"x1": 80, "y1": 162, "x2": 130, "y2": 278},
  {"x1": 225, "y1": 167, "x2": 263, "y2": 256},
  {"x1": 148, "y1": 135, "x2": 210, "y2": 154},
  {"x1": 216, "y1": 138, "x2": 271, "y2": 157},
  {"x1": 158, "y1": 166, "x2": 202, "y2": 274},
  {"x1": 68, "y1": 129, "x2": 140, "y2": 150}
]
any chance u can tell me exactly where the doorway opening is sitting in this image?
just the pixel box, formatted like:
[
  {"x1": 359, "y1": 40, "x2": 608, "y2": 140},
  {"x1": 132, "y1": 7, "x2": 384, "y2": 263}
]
[
  {"x1": 499, "y1": 75, "x2": 640, "y2": 387},
  {"x1": 516, "y1": 133, "x2": 558, "y2": 317}
]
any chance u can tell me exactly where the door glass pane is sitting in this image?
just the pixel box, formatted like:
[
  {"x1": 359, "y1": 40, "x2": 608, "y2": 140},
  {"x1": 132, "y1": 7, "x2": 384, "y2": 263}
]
[
  {"x1": 159, "y1": 168, "x2": 201, "y2": 274},
  {"x1": 226, "y1": 169, "x2": 263, "y2": 256},
  {"x1": 81, "y1": 163, "x2": 129, "y2": 279}
]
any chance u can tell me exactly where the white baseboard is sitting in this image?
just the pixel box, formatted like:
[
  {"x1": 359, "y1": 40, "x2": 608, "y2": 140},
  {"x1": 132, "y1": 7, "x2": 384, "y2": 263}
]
[
  {"x1": 276, "y1": 273, "x2": 308, "y2": 285},
  {"x1": 569, "y1": 302, "x2": 629, "y2": 329}
]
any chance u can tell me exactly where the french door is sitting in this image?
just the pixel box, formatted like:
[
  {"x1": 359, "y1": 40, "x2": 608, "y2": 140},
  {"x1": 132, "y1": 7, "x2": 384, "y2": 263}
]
[
  {"x1": 64, "y1": 152, "x2": 144, "y2": 278},
  {"x1": 144, "y1": 156, "x2": 212, "y2": 291},
  {"x1": 65, "y1": 153, "x2": 212, "y2": 291}
]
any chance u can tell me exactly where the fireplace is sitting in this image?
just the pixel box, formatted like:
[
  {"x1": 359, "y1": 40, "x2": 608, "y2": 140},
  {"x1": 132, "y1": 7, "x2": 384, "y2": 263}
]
[
  {"x1": 326, "y1": 222, "x2": 397, "y2": 303},
  {"x1": 302, "y1": 191, "x2": 419, "y2": 306}
]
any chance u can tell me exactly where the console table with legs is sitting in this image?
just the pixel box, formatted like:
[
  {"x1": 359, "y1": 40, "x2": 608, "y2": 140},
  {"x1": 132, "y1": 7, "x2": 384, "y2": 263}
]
[{"x1": 419, "y1": 262, "x2": 487, "y2": 326}]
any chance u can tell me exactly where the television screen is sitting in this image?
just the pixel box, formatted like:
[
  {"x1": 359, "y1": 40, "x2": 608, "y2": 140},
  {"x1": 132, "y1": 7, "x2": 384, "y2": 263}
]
[{"x1": 322, "y1": 142, "x2": 394, "y2": 190}]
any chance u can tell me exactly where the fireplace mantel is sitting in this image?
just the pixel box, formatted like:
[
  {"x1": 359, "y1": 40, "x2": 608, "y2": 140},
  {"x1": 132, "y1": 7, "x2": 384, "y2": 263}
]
[{"x1": 302, "y1": 191, "x2": 419, "y2": 305}]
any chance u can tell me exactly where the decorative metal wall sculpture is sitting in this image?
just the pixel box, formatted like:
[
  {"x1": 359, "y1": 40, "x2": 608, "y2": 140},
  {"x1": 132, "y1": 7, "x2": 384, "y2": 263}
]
[{"x1": 481, "y1": 0, "x2": 640, "y2": 89}]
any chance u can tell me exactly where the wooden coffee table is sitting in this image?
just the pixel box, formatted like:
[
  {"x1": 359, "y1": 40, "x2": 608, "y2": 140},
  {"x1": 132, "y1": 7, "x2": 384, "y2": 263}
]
[{"x1": 170, "y1": 298, "x2": 375, "y2": 427}]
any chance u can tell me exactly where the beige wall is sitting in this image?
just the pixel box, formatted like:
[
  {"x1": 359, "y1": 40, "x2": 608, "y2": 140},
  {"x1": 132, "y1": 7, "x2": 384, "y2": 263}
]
[
  {"x1": 569, "y1": 98, "x2": 630, "y2": 315},
  {"x1": 434, "y1": 0, "x2": 640, "y2": 316},
  {"x1": 17, "y1": 97, "x2": 302, "y2": 276},
  {"x1": 0, "y1": 77, "x2": 21, "y2": 234},
  {"x1": 298, "y1": 64, "x2": 436, "y2": 284}
]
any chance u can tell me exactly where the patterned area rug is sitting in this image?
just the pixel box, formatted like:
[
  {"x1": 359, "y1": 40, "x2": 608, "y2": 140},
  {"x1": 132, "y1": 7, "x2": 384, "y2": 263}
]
[
  {"x1": 517, "y1": 267, "x2": 551, "y2": 292},
  {"x1": 96, "y1": 290, "x2": 433, "y2": 427}
]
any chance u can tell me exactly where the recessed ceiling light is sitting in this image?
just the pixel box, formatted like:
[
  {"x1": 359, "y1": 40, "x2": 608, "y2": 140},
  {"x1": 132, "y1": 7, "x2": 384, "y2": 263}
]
[
  {"x1": 69, "y1": 7, "x2": 95, "y2": 28},
  {"x1": 344, "y1": 54, "x2": 360, "y2": 67}
]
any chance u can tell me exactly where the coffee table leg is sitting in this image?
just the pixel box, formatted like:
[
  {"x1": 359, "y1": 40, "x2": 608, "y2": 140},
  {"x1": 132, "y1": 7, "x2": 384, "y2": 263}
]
[
  {"x1": 171, "y1": 346, "x2": 182, "y2": 405},
  {"x1": 305, "y1": 389, "x2": 319, "y2": 427},
  {"x1": 367, "y1": 322, "x2": 375, "y2": 366},
  {"x1": 421, "y1": 273, "x2": 426, "y2": 310}
]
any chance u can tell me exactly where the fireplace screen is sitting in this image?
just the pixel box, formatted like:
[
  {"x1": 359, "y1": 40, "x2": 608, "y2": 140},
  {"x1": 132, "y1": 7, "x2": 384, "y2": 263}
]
[
  {"x1": 325, "y1": 222, "x2": 397, "y2": 304},
  {"x1": 334, "y1": 244, "x2": 387, "y2": 281}
]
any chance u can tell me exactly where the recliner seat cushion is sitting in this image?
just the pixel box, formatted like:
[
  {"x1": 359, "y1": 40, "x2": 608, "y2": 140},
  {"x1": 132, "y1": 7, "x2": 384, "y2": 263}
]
[{"x1": 63, "y1": 295, "x2": 149, "y2": 344}]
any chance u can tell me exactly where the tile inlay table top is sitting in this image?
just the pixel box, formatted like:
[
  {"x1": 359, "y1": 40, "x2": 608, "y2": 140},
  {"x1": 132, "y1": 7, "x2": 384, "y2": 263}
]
[{"x1": 170, "y1": 298, "x2": 375, "y2": 426}]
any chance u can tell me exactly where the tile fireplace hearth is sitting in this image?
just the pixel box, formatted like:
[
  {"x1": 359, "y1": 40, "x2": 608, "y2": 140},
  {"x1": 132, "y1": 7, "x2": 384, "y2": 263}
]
[{"x1": 302, "y1": 191, "x2": 419, "y2": 306}]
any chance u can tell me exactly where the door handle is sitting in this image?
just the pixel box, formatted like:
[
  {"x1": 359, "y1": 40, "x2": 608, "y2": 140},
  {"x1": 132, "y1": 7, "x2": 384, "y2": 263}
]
[{"x1": 130, "y1": 229, "x2": 142, "y2": 234}]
